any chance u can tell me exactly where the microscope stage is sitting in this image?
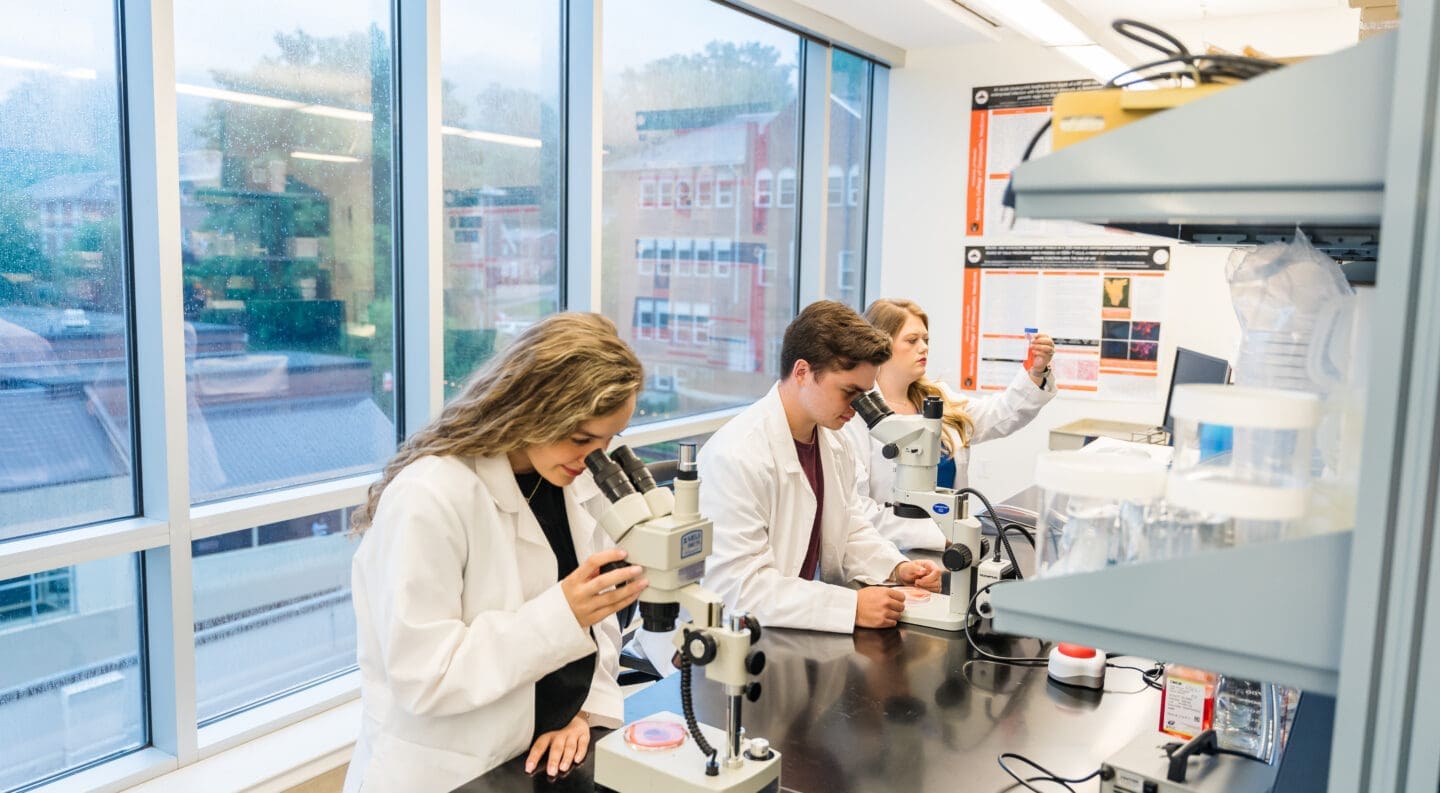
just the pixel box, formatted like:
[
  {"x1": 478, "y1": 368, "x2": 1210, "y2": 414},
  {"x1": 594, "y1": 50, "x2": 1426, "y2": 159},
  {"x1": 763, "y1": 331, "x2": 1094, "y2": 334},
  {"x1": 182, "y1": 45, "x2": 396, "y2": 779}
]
[{"x1": 595, "y1": 711, "x2": 781, "y2": 793}]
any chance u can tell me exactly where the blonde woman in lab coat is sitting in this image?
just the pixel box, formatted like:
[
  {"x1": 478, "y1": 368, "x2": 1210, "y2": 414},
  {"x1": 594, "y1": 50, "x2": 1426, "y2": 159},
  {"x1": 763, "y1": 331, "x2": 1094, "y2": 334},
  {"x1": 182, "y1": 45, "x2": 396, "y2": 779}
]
[
  {"x1": 842, "y1": 298, "x2": 1057, "y2": 551},
  {"x1": 344, "y1": 313, "x2": 647, "y2": 793}
]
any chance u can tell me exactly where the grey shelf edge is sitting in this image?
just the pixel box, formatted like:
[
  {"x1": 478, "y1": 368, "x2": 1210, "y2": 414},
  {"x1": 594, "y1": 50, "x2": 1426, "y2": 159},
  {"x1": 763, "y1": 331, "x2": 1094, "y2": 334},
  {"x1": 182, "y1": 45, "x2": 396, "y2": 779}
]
[
  {"x1": 990, "y1": 530, "x2": 1351, "y2": 695},
  {"x1": 1010, "y1": 33, "x2": 1395, "y2": 229}
]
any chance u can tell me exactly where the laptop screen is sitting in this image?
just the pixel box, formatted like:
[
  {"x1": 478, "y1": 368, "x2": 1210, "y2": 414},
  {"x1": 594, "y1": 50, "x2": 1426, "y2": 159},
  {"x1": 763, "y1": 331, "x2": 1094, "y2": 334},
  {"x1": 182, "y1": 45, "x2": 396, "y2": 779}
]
[{"x1": 1161, "y1": 347, "x2": 1231, "y2": 435}]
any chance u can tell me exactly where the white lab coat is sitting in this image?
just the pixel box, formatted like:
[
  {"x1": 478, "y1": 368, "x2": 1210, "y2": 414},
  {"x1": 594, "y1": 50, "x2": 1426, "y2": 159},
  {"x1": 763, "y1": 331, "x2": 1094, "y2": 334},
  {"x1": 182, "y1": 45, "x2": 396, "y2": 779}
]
[
  {"x1": 699, "y1": 384, "x2": 908, "y2": 634},
  {"x1": 344, "y1": 454, "x2": 624, "y2": 793},
  {"x1": 842, "y1": 370, "x2": 1056, "y2": 551}
]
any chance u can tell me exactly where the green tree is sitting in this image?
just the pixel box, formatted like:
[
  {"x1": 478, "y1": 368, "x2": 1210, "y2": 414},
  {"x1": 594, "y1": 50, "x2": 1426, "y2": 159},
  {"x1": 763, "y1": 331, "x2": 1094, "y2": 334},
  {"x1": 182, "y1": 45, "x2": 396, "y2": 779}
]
[
  {"x1": 604, "y1": 40, "x2": 797, "y2": 152},
  {"x1": 0, "y1": 195, "x2": 49, "y2": 306},
  {"x1": 66, "y1": 217, "x2": 125, "y2": 312}
]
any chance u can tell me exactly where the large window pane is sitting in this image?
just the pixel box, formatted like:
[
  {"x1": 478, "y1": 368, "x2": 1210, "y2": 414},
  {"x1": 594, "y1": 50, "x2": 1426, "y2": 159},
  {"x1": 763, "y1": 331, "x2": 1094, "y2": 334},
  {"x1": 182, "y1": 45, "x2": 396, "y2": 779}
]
[
  {"x1": 440, "y1": 1, "x2": 563, "y2": 397},
  {"x1": 193, "y1": 509, "x2": 357, "y2": 723},
  {"x1": 0, "y1": 557, "x2": 145, "y2": 789},
  {"x1": 826, "y1": 50, "x2": 871, "y2": 309},
  {"x1": 602, "y1": 0, "x2": 802, "y2": 423},
  {"x1": 0, "y1": 3, "x2": 135, "y2": 541},
  {"x1": 173, "y1": 3, "x2": 397, "y2": 503}
]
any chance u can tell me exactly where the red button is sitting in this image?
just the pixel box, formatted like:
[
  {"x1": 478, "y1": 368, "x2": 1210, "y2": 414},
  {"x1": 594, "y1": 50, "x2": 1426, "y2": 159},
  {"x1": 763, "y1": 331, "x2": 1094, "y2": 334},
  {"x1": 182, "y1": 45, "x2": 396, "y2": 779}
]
[{"x1": 1057, "y1": 643, "x2": 1097, "y2": 659}]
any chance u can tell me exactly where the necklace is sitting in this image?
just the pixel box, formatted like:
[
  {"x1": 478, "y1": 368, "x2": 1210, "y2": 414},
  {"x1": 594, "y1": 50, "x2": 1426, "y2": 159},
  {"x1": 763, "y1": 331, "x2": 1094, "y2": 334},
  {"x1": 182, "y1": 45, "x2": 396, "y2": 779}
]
[{"x1": 525, "y1": 475, "x2": 545, "y2": 503}]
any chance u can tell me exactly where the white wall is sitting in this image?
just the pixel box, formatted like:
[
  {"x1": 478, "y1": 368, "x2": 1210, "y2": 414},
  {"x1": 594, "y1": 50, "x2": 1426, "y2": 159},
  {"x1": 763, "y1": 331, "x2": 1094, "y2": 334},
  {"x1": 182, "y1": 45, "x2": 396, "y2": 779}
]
[{"x1": 874, "y1": 21, "x2": 1363, "y2": 501}]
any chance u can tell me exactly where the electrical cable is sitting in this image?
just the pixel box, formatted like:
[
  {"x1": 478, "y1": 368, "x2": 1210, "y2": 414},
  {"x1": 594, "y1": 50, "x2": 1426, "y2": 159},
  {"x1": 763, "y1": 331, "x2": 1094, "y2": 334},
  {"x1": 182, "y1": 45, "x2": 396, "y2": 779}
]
[
  {"x1": 678, "y1": 639, "x2": 719, "y2": 771},
  {"x1": 999, "y1": 18, "x2": 1284, "y2": 224},
  {"x1": 964, "y1": 581, "x2": 1049, "y2": 666},
  {"x1": 1106, "y1": 660, "x2": 1165, "y2": 691},
  {"x1": 997, "y1": 752, "x2": 1106, "y2": 793},
  {"x1": 960, "y1": 487, "x2": 1023, "y2": 577}
]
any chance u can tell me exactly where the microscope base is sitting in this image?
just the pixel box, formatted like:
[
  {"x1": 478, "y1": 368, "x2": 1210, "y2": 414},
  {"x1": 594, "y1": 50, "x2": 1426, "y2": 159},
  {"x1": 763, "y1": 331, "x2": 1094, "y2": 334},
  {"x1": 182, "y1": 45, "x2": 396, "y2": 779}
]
[
  {"x1": 897, "y1": 592, "x2": 973, "y2": 631},
  {"x1": 595, "y1": 711, "x2": 781, "y2": 793}
]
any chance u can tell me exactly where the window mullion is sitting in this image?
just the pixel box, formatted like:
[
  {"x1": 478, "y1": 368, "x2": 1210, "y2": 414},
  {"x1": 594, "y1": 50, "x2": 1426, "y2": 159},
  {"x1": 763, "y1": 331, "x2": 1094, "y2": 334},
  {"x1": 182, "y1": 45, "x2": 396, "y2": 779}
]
[
  {"x1": 398, "y1": 0, "x2": 444, "y2": 435},
  {"x1": 862, "y1": 65, "x2": 889, "y2": 306},
  {"x1": 564, "y1": 0, "x2": 602, "y2": 311},
  {"x1": 797, "y1": 41, "x2": 831, "y2": 308},
  {"x1": 120, "y1": 0, "x2": 199, "y2": 763}
]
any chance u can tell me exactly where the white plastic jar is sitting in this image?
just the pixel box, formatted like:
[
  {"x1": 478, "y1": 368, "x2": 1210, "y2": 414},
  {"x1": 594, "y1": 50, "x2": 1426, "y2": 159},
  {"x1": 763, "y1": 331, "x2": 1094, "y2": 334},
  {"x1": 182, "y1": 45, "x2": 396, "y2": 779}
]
[
  {"x1": 1166, "y1": 384, "x2": 1322, "y2": 545},
  {"x1": 1034, "y1": 451, "x2": 1168, "y2": 578}
]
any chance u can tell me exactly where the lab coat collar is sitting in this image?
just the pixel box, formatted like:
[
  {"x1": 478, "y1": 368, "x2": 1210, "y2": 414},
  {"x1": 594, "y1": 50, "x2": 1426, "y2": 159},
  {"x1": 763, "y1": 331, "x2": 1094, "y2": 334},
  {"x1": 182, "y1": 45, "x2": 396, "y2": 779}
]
[
  {"x1": 471, "y1": 455, "x2": 603, "y2": 513},
  {"x1": 758, "y1": 383, "x2": 805, "y2": 476},
  {"x1": 473, "y1": 454, "x2": 525, "y2": 514}
]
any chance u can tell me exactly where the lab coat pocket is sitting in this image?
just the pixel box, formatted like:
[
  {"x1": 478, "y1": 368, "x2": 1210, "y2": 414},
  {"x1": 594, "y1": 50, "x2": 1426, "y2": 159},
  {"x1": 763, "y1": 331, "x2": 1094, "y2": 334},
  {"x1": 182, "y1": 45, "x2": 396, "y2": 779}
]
[{"x1": 362, "y1": 731, "x2": 490, "y2": 793}]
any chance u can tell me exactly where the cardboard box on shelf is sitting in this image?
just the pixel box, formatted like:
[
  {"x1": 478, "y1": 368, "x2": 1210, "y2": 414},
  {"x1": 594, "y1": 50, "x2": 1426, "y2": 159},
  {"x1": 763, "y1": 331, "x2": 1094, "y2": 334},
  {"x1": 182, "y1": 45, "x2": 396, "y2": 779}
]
[
  {"x1": 1349, "y1": 0, "x2": 1396, "y2": 8},
  {"x1": 1360, "y1": 5, "x2": 1399, "y2": 22}
]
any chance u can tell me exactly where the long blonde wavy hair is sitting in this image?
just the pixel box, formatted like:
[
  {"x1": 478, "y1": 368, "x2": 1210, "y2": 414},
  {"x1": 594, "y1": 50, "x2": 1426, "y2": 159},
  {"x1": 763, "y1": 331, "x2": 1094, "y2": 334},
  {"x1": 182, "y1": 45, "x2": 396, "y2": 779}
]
[
  {"x1": 863, "y1": 298, "x2": 975, "y2": 453},
  {"x1": 351, "y1": 312, "x2": 644, "y2": 532}
]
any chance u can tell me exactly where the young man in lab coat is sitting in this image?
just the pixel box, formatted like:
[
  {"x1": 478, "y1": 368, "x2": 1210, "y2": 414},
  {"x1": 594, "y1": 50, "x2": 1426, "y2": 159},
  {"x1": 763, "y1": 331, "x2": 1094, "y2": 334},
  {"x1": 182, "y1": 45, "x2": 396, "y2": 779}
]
[{"x1": 699, "y1": 300, "x2": 943, "y2": 633}]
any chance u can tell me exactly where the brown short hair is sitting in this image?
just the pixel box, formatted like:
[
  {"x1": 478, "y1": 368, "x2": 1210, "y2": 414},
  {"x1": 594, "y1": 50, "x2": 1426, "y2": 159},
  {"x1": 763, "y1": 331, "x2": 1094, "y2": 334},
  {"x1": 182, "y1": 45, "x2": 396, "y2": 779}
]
[{"x1": 781, "y1": 300, "x2": 891, "y2": 379}]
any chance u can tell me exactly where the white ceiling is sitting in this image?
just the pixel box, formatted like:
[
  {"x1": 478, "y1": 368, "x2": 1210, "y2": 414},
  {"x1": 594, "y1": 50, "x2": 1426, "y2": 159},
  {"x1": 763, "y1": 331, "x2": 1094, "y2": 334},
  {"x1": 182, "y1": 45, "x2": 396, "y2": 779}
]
[{"x1": 793, "y1": 0, "x2": 1352, "y2": 51}]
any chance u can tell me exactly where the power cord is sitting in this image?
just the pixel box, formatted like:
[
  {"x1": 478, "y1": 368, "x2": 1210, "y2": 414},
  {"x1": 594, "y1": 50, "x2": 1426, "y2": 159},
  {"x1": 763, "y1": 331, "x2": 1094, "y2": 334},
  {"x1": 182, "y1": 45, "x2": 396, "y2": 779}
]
[
  {"x1": 964, "y1": 581, "x2": 1049, "y2": 667},
  {"x1": 959, "y1": 487, "x2": 1024, "y2": 576},
  {"x1": 998, "y1": 752, "x2": 1110, "y2": 793},
  {"x1": 1106, "y1": 659, "x2": 1165, "y2": 691},
  {"x1": 999, "y1": 18, "x2": 1284, "y2": 223}
]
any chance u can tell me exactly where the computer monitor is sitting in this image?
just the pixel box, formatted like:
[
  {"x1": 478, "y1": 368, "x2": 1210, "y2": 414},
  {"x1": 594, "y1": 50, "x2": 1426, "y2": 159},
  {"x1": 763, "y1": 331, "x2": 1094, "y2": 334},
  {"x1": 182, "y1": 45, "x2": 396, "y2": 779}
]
[{"x1": 1161, "y1": 347, "x2": 1231, "y2": 435}]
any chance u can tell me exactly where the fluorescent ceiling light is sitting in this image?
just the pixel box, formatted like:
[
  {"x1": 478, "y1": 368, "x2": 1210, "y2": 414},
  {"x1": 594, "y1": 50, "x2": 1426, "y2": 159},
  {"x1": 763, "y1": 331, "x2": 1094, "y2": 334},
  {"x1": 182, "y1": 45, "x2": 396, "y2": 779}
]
[
  {"x1": 300, "y1": 105, "x2": 374, "y2": 122},
  {"x1": 965, "y1": 0, "x2": 1089, "y2": 46},
  {"x1": 176, "y1": 83, "x2": 303, "y2": 109},
  {"x1": 441, "y1": 125, "x2": 543, "y2": 149},
  {"x1": 0, "y1": 56, "x2": 97, "y2": 80},
  {"x1": 1055, "y1": 44, "x2": 1131, "y2": 84},
  {"x1": 290, "y1": 151, "x2": 361, "y2": 163}
]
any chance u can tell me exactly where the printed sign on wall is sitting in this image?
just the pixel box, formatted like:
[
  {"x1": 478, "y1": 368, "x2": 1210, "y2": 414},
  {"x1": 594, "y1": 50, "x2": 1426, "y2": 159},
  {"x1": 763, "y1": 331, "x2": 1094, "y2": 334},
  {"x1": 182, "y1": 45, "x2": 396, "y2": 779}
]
[
  {"x1": 965, "y1": 80, "x2": 1100, "y2": 238},
  {"x1": 961, "y1": 245, "x2": 1171, "y2": 400}
]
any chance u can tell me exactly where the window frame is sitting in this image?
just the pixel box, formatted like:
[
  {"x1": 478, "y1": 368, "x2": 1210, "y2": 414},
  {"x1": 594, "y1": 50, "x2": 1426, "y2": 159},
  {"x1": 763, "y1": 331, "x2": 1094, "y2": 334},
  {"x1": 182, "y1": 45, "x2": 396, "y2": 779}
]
[{"x1": 0, "y1": 3, "x2": 893, "y2": 790}]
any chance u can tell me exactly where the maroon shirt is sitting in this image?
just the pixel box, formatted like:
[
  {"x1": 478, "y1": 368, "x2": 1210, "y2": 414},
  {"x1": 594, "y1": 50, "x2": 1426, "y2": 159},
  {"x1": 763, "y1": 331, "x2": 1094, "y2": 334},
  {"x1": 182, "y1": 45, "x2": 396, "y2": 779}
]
[{"x1": 794, "y1": 434, "x2": 824, "y2": 581}]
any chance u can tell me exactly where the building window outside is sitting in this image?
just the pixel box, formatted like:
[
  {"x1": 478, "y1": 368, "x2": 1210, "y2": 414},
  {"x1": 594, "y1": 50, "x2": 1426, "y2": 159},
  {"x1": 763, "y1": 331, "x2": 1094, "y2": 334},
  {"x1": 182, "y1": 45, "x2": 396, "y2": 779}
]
[
  {"x1": 827, "y1": 165, "x2": 845, "y2": 206},
  {"x1": 754, "y1": 168, "x2": 773, "y2": 208},
  {"x1": 715, "y1": 169, "x2": 736, "y2": 208},
  {"x1": 695, "y1": 173, "x2": 713, "y2": 207},
  {"x1": 0, "y1": 569, "x2": 76, "y2": 626},
  {"x1": 776, "y1": 167, "x2": 796, "y2": 208},
  {"x1": 657, "y1": 178, "x2": 674, "y2": 208},
  {"x1": 640, "y1": 178, "x2": 657, "y2": 207},
  {"x1": 676, "y1": 178, "x2": 692, "y2": 209}
]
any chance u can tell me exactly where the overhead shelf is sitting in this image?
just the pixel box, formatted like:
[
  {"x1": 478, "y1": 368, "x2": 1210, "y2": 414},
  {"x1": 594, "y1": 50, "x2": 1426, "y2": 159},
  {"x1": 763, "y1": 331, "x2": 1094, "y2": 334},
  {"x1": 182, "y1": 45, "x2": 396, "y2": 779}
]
[
  {"x1": 990, "y1": 531, "x2": 1350, "y2": 695},
  {"x1": 1010, "y1": 34, "x2": 1396, "y2": 263}
]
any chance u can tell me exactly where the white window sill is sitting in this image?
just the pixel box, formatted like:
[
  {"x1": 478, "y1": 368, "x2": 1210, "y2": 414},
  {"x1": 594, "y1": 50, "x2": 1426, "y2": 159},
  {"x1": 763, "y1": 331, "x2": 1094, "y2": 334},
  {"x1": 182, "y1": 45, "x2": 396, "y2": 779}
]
[{"x1": 127, "y1": 698, "x2": 360, "y2": 793}]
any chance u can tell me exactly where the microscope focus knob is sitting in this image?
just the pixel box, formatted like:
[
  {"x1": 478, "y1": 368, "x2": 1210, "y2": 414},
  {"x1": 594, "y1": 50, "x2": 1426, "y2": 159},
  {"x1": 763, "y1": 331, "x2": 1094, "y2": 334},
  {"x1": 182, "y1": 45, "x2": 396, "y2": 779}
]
[
  {"x1": 882, "y1": 443, "x2": 899, "y2": 459},
  {"x1": 980, "y1": 537, "x2": 991, "y2": 560},
  {"x1": 744, "y1": 615, "x2": 762, "y2": 645},
  {"x1": 745, "y1": 682, "x2": 763, "y2": 702},
  {"x1": 685, "y1": 631, "x2": 718, "y2": 665},
  {"x1": 943, "y1": 543, "x2": 973, "y2": 571},
  {"x1": 746, "y1": 650, "x2": 767, "y2": 676}
]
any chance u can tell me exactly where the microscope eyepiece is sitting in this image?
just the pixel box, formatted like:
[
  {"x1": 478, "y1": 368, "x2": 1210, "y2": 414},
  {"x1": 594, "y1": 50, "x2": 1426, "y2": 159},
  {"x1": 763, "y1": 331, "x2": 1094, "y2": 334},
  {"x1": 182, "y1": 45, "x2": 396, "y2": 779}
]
[
  {"x1": 923, "y1": 395, "x2": 944, "y2": 419},
  {"x1": 585, "y1": 449, "x2": 637, "y2": 503},
  {"x1": 850, "y1": 391, "x2": 894, "y2": 429},
  {"x1": 677, "y1": 442, "x2": 698, "y2": 481},
  {"x1": 610, "y1": 445, "x2": 657, "y2": 493}
]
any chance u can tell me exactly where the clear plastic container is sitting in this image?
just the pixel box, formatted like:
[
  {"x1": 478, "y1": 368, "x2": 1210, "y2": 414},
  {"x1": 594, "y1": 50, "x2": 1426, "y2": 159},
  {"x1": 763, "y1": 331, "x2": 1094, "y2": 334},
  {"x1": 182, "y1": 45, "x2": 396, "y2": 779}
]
[
  {"x1": 1166, "y1": 385, "x2": 1321, "y2": 545},
  {"x1": 1034, "y1": 451, "x2": 1167, "y2": 578}
]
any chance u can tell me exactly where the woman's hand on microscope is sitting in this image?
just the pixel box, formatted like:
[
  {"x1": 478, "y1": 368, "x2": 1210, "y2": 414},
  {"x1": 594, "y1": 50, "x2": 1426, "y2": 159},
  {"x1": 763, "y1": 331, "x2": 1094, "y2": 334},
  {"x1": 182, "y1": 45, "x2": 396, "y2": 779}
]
[
  {"x1": 855, "y1": 586, "x2": 906, "y2": 629},
  {"x1": 894, "y1": 560, "x2": 943, "y2": 592},
  {"x1": 562, "y1": 548, "x2": 647, "y2": 630}
]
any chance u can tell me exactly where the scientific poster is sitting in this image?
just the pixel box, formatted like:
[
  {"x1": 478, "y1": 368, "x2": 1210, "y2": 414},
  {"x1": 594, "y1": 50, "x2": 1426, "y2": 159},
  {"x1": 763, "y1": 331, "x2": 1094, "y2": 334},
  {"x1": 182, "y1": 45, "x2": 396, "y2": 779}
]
[
  {"x1": 965, "y1": 79, "x2": 1100, "y2": 238},
  {"x1": 960, "y1": 245, "x2": 1171, "y2": 400}
]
